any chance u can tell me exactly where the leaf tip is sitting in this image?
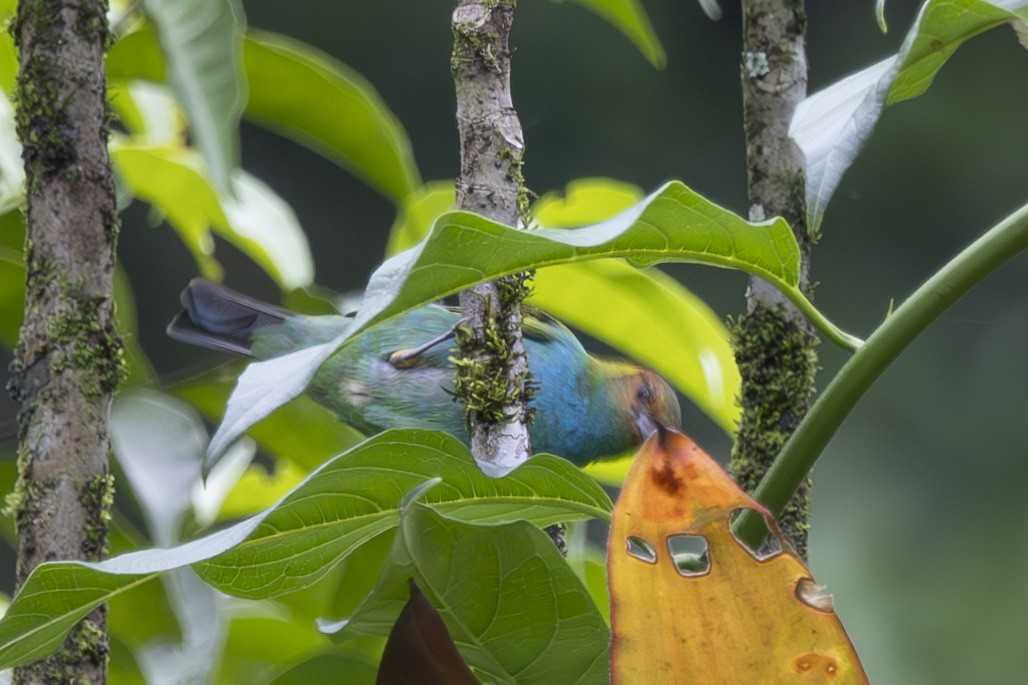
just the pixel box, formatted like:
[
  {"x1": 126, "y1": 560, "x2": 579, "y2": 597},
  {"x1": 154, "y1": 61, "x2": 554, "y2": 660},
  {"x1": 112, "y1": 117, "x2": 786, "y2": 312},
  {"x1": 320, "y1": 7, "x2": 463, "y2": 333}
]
[{"x1": 400, "y1": 478, "x2": 442, "y2": 513}]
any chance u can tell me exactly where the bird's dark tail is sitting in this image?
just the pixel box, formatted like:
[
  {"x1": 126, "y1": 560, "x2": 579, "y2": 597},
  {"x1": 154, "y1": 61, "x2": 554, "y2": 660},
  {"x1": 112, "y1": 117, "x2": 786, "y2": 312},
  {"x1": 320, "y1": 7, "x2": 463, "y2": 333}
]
[{"x1": 167, "y1": 278, "x2": 290, "y2": 356}]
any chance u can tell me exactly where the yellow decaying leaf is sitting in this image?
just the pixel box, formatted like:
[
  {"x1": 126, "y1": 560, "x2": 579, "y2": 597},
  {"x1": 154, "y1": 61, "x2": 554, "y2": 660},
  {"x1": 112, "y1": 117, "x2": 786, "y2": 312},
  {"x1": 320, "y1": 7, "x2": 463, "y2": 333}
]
[{"x1": 608, "y1": 428, "x2": 868, "y2": 684}]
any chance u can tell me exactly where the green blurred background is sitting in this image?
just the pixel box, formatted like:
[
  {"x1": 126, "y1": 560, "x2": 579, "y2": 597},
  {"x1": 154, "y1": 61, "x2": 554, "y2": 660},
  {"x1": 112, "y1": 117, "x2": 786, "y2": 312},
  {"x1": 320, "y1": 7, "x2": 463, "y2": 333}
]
[{"x1": 3, "y1": 0, "x2": 1027, "y2": 682}]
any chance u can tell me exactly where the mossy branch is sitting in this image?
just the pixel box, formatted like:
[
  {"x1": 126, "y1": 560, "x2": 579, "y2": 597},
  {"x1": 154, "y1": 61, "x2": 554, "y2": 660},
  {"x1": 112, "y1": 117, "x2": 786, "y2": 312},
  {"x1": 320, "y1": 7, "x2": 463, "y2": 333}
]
[
  {"x1": 735, "y1": 200, "x2": 1028, "y2": 548},
  {"x1": 450, "y1": 0, "x2": 533, "y2": 475},
  {"x1": 732, "y1": 0, "x2": 815, "y2": 556}
]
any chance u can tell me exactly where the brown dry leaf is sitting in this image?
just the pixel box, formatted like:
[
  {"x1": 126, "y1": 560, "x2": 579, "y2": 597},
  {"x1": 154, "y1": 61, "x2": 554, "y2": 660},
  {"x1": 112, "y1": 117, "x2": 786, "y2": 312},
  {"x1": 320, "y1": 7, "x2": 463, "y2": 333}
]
[
  {"x1": 376, "y1": 578, "x2": 481, "y2": 685},
  {"x1": 608, "y1": 428, "x2": 868, "y2": 684}
]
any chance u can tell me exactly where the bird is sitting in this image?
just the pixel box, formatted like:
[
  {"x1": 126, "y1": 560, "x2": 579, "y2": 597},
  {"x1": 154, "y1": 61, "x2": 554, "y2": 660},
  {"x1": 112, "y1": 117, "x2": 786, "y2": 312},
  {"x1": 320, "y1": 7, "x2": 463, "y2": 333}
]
[{"x1": 168, "y1": 278, "x2": 682, "y2": 466}]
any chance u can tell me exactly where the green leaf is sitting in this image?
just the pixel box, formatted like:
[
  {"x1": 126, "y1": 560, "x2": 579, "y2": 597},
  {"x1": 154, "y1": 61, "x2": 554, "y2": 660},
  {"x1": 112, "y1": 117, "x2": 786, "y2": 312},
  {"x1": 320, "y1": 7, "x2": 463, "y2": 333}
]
[
  {"x1": 133, "y1": 569, "x2": 224, "y2": 684},
  {"x1": 193, "y1": 430, "x2": 612, "y2": 598},
  {"x1": 351, "y1": 180, "x2": 824, "y2": 335},
  {"x1": 0, "y1": 244, "x2": 23, "y2": 348},
  {"x1": 108, "y1": 26, "x2": 421, "y2": 201},
  {"x1": 108, "y1": 81, "x2": 187, "y2": 148},
  {"x1": 0, "y1": 430, "x2": 609, "y2": 670},
  {"x1": 106, "y1": 576, "x2": 181, "y2": 650},
  {"x1": 792, "y1": 0, "x2": 1028, "y2": 233},
  {"x1": 215, "y1": 603, "x2": 334, "y2": 683},
  {"x1": 243, "y1": 30, "x2": 421, "y2": 201},
  {"x1": 141, "y1": 0, "x2": 246, "y2": 193},
  {"x1": 887, "y1": 2, "x2": 1028, "y2": 104},
  {"x1": 338, "y1": 504, "x2": 610, "y2": 684},
  {"x1": 215, "y1": 460, "x2": 304, "y2": 521},
  {"x1": 0, "y1": 78, "x2": 23, "y2": 209},
  {"x1": 385, "y1": 181, "x2": 455, "y2": 257},
  {"x1": 325, "y1": 531, "x2": 396, "y2": 622},
  {"x1": 568, "y1": 547, "x2": 610, "y2": 625},
  {"x1": 220, "y1": 170, "x2": 315, "y2": 288},
  {"x1": 530, "y1": 177, "x2": 642, "y2": 226},
  {"x1": 0, "y1": 20, "x2": 17, "y2": 93},
  {"x1": 266, "y1": 651, "x2": 378, "y2": 685},
  {"x1": 208, "y1": 180, "x2": 855, "y2": 461},
  {"x1": 112, "y1": 143, "x2": 222, "y2": 278},
  {"x1": 107, "y1": 25, "x2": 166, "y2": 83},
  {"x1": 0, "y1": 568, "x2": 156, "y2": 670},
  {"x1": 112, "y1": 143, "x2": 314, "y2": 289},
  {"x1": 557, "y1": 0, "x2": 666, "y2": 68}
]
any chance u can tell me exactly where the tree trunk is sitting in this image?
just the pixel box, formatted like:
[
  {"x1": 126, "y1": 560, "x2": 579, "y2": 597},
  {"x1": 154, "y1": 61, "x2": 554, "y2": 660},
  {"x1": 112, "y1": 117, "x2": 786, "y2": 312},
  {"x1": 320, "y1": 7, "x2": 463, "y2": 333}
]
[
  {"x1": 731, "y1": 0, "x2": 817, "y2": 558},
  {"x1": 450, "y1": 0, "x2": 533, "y2": 476},
  {"x1": 6, "y1": 0, "x2": 120, "y2": 682}
]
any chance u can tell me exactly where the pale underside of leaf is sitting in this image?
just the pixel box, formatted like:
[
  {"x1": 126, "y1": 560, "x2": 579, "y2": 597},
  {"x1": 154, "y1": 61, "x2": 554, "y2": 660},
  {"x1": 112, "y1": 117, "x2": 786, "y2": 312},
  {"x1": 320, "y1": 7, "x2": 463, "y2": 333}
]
[{"x1": 792, "y1": 0, "x2": 1028, "y2": 233}]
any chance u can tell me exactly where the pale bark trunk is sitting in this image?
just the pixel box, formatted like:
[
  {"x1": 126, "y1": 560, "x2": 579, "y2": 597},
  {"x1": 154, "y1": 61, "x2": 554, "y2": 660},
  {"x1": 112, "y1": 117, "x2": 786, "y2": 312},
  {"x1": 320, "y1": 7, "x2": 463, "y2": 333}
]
[{"x1": 7, "y1": 0, "x2": 120, "y2": 681}]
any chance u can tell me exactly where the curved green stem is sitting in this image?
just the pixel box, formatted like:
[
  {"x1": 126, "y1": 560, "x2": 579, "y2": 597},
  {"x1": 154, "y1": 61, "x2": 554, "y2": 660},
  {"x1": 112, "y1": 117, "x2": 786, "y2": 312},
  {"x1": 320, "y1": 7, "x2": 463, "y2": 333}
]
[
  {"x1": 736, "y1": 200, "x2": 1028, "y2": 547},
  {"x1": 787, "y1": 287, "x2": 865, "y2": 352}
]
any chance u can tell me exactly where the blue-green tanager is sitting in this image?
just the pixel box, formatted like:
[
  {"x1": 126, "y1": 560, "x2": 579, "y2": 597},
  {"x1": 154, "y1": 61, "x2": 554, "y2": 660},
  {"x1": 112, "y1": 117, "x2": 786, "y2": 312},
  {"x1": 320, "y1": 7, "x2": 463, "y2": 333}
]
[{"x1": 168, "y1": 279, "x2": 681, "y2": 465}]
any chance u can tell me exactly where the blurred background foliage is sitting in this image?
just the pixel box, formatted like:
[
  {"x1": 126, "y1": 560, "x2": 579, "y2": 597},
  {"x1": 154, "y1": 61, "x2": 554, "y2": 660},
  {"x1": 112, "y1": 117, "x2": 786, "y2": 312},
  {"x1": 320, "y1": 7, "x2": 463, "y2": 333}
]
[{"x1": 0, "y1": 0, "x2": 1025, "y2": 682}]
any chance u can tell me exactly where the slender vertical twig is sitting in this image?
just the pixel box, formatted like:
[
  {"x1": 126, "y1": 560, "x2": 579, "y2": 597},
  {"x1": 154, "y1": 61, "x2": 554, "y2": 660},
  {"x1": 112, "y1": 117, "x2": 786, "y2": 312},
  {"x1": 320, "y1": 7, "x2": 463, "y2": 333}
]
[
  {"x1": 6, "y1": 0, "x2": 120, "y2": 681},
  {"x1": 450, "y1": 0, "x2": 533, "y2": 475},
  {"x1": 732, "y1": 0, "x2": 816, "y2": 557}
]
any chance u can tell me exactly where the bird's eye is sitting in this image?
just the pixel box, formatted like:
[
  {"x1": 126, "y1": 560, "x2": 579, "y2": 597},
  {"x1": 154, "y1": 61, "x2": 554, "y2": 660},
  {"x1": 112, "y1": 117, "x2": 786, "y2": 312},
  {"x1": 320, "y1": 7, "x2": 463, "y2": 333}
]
[{"x1": 636, "y1": 385, "x2": 653, "y2": 404}]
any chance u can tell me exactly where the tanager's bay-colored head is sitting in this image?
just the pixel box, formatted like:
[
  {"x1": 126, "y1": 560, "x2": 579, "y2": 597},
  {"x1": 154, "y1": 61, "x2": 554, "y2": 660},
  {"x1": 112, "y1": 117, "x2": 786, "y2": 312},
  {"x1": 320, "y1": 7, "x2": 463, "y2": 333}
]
[
  {"x1": 565, "y1": 360, "x2": 682, "y2": 464},
  {"x1": 603, "y1": 362, "x2": 683, "y2": 444}
]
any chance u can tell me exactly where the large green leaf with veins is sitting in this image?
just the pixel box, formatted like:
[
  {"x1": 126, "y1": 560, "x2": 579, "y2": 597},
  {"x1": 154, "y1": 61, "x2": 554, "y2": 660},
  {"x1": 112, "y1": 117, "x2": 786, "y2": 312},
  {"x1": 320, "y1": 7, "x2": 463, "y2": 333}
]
[{"x1": 0, "y1": 430, "x2": 610, "y2": 670}]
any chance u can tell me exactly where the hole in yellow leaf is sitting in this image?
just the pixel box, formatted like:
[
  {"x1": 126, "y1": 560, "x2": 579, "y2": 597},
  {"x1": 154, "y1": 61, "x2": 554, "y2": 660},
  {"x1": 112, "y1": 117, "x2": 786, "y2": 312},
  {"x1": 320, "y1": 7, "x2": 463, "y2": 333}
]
[
  {"x1": 729, "y1": 507, "x2": 782, "y2": 561},
  {"x1": 666, "y1": 534, "x2": 710, "y2": 576},
  {"x1": 795, "y1": 577, "x2": 835, "y2": 612},
  {"x1": 626, "y1": 536, "x2": 657, "y2": 564},
  {"x1": 791, "y1": 651, "x2": 841, "y2": 679}
]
